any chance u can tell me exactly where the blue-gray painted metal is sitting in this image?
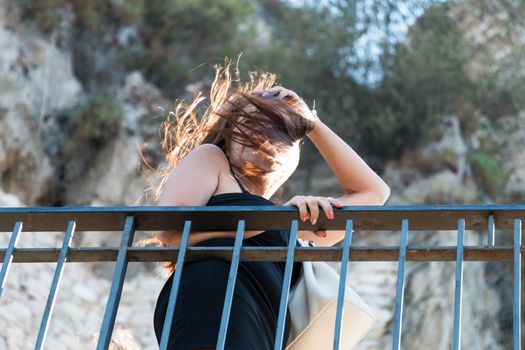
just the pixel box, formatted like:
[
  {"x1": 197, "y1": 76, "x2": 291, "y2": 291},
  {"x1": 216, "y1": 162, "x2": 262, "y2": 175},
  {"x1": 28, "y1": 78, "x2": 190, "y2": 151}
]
[
  {"x1": 216, "y1": 220, "x2": 246, "y2": 350},
  {"x1": 274, "y1": 220, "x2": 299, "y2": 350},
  {"x1": 392, "y1": 219, "x2": 409, "y2": 350},
  {"x1": 35, "y1": 220, "x2": 76, "y2": 350},
  {"x1": 452, "y1": 218, "x2": 465, "y2": 350},
  {"x1": 160, "y1": 220, "x2": 192, "y2": 350},
  {"x1": 488, "y1": 214, "x2": 495, "y2": 246},
  {"x1": 5, "y1": 203, "x2": 525, "y2": 216},
  {"x1": 6, "y1": 204, "x2": 525, "y2": 234},
  {"x1": 97, "y1": 216, "x2": 136, "y2": 350},
  {"x1": 0, "y1": 221, "x2": 22, "y2": 298},
  {"x1": 514, "y1": 219, "x2": 522, "y2": 350},
  {"x1": 333, "y1": 220, "x2": 354, "y2": 350}
]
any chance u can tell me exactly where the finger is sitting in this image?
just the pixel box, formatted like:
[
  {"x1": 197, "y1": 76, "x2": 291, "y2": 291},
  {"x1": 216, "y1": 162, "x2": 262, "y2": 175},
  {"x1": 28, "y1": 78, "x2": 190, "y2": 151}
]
[
  {"x1": 272, "y1": 87, "x2": 283, "y2": 97},
  {"x1": 282, "y1": 94, "x2": 297, "y2": 102},
  {"x1": 305, "y1": 196, "x2": 320, "y2": 225},
  {"x1": 327, "y1": 197, "x2": 344, "y2": 208},
  {"x1": 279, "y1": 89, "x2": 300, "y2": 102},
  {"x1": 284, "y1": 90, "x2": 299, "y2": 100},
  {"x1": 318, "y1": 199, "x2": 335, "y2": 220},
  {"x1": 260, "y1": 88, "x2": 272, "y2": 97},
  {"x1": 283, "y1": 195, "x2": 299, "y2": 207},
  {"x1": 286, "y1": 197, "x2": 309, "y2": 222},
  {"x1": 263, "y1": 86, "x2": 282, "y2": 97},
  {"x1": 295, "y1": 198, "x2": 309, "y2": 222},
  {"x1": 314, "y1": 230, "x2": 327, "y2": 238}
]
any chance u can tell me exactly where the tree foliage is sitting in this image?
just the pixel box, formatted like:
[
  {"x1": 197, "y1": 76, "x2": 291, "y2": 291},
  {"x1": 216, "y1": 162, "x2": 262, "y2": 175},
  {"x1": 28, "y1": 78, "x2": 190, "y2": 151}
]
[
  {"x1": 368, "y1": 3, "x2": 473, "y2": 158},
  {"x1": 10, "y1": 0, "x2": 525, "y2": 171}
]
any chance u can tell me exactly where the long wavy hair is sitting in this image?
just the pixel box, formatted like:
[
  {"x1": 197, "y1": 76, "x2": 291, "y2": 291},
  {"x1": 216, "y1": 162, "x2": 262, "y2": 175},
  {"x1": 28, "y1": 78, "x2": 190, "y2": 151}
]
[{"x1": 139, "y1": 59, "x2": 314, "y2": 277}]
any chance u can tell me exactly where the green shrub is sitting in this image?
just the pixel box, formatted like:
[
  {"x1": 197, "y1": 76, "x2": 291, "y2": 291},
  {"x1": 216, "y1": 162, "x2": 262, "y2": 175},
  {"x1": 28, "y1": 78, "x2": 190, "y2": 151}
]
[
  {"x1": 66, "y1": 95, "x2": 123, "y2": 155},
  {"x1": 16, "y1": 0, "x2": 62, "y2": 34},
  {"x1": 374, "y1": 3, "x2": 473, "y2": 156},
  {"x1": 441, "y1": 147, "x2": 458, "y2": 168},
  {"x1": 468, "y1": 152, "x2": 504, "y2": 200},
  {"x1": 117, "y1": 0, "x2": 144, "y2": 25}
]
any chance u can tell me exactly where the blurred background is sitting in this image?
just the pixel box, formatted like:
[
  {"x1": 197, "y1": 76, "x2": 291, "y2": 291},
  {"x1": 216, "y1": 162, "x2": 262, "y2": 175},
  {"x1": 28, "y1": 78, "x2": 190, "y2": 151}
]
[{"x1": 0, "y1": 0, "x2": 524, "y2": 349}]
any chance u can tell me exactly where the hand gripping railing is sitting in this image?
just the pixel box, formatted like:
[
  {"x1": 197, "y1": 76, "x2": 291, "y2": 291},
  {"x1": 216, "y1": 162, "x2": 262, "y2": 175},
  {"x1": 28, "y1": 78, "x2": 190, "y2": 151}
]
[{"x1": 0, "y1": 204, "x2": 524, "y2": 350}]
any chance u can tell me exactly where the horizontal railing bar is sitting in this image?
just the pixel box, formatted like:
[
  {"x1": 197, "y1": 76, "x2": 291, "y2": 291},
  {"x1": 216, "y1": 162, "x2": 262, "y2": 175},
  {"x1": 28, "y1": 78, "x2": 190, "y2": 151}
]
[
  {"x1": 0, "y1": 205, "x2": 524, "y2": 231},
  {"x1": 3, "y1": 246, "x2": 525, "y2": 263}
]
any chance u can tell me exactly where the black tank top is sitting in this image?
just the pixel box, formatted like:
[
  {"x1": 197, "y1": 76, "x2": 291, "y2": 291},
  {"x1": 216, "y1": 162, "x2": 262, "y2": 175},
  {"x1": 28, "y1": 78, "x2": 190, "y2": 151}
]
[
  {"x1": 198, "y1": 168, "x2": 302, "y2": 286},
  {"x1": 153, "y1": 167, "x2": 302, "y2": 349}
]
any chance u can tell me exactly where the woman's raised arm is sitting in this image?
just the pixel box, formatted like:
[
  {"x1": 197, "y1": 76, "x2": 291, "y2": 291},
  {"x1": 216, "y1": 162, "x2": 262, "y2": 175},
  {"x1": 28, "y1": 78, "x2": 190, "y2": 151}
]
[
  {"x1": 260, "y1": 86, "x2": 391, "y2": 246},
  {"x1": 293, "y1": 119, "x2": 391, "y2": 247},
  {"x1": 257, "y1": 86, "x2": 390, "y2": 204},
  {"x1": 306, "y1": 119, "x2": 391, "y2": 205}
]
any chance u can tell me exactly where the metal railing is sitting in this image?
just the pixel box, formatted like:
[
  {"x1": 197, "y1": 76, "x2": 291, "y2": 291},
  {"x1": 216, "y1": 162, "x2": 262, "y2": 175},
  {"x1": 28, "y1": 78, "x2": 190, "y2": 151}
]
[{"x1": 0, "y1": 204, "x2": 524, "y2": 350}]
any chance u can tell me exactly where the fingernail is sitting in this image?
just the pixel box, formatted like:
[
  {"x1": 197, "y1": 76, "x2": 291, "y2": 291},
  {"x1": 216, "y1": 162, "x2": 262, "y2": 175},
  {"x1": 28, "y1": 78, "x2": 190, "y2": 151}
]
[
  {"x1": 301, "y1": 216, "x2": 307, "y2": 222},
  {"x1": 328, "y1": 212, "x2": 334, "y2": 219}
]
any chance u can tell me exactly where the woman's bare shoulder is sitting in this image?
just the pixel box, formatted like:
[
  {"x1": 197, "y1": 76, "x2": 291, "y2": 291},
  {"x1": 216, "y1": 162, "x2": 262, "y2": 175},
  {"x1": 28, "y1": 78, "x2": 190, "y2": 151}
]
[
  {"x1": 180, "y1": 144, "x2": 230, "y2": 170},
  {"x1": 158, "y1": 144, "x2": 230, "y2": 207}
]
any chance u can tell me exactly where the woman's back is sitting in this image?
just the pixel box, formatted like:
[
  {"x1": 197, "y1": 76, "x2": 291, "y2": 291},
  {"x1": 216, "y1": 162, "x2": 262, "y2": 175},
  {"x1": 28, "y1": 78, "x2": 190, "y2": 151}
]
[{"x1": 153, "y1": 186, "x2": 302, "y2": 350}]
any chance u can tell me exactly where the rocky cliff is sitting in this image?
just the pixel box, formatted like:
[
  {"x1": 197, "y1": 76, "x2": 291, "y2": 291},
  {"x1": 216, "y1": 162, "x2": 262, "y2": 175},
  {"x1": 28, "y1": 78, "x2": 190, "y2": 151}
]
[{"x1": 1, "y1": 1, "x2": 524, "y2": 349}]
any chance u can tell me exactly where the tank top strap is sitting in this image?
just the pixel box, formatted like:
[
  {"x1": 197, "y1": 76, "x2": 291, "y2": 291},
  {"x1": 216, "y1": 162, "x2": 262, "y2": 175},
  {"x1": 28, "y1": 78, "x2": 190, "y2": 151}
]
[{"x1": 230, "y1": 168, "x2": 247, "y2": 193}]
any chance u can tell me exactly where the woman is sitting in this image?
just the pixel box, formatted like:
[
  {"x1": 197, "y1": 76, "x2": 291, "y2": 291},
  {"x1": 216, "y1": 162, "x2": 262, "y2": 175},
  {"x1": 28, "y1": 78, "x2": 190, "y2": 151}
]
[{"x1": 151, "y1": 61, "x2": 390, "y2": 350}]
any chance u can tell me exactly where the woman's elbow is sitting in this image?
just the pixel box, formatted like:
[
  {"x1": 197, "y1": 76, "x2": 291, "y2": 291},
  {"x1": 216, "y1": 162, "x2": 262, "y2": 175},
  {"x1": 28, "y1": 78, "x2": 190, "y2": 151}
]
[
  {"x1": 362, "y1": 185, "x2": 390, "y2": 205},
  {"x1": 379, "y1": 185, "x2": 391, "y2": 205},
  {"x1": 155, "y1": 230, "x2": 182, "y2": 246}
]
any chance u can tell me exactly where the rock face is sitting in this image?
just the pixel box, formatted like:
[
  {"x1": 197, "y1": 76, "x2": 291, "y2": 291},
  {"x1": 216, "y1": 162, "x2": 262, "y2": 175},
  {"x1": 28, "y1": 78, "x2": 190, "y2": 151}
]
[
  {"x1": 63, "y1": 71, "x2": 168, "y2": 207},
  {"x1": 499, "y1": 112, "x2": 525, "y2": 201},
  {"x1": 0, "y1": 2, "x2": 523, "y2": 350},
  {"x1": 0, "y1": 24, "x2": 81, "y2": 205},
  {"x1": 0, "y1": 11, "x2": 167, "y2": 349}
]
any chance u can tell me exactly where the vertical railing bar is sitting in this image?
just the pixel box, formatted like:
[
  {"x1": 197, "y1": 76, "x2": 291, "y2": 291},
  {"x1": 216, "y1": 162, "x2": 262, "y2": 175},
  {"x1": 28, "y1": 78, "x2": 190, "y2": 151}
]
[
  {"x1": 488, "y1": 214, "x2": 495, "y2": 247},
  {"x1": 34, "y1": 220, "x2": 76, "y2": 350},
  {"x1": 159, "y1": 220, "x2": 192, "y2": 350},
  {"x1": 216, "y1": 220, "x2": 246, "y2": 350},
  {"x1": 452, "y1": 218, "x2": 465, "y2": 350},
  {"x1": 273, "y1": 219, "x2": 299, "y2": 350},
  {"x1": 96, "y1": 216, "x2": 136, "y2": 350},
  {"x1": 0, "y1": 221, "x2": 22, "y2": 298},
  {"x1": 392, "y1": 219, "x2": 409, "y2": 350},
  {"x1": 514, "y1": 218, "x2": 522, "y2": 350},
  {"x1": 333, "y1": 220, "x2": 354, "y2": 350}
]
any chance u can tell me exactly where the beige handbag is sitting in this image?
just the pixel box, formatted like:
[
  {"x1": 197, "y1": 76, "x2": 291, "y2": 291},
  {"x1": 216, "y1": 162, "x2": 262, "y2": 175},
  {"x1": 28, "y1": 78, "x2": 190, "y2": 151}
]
[{"x1": 286, "y1": 239, "x2": 376, "y2": 350}]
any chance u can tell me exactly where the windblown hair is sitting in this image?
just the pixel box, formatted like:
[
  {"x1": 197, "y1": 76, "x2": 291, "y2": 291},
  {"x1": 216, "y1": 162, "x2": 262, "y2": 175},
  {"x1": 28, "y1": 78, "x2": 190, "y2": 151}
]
[{"x1": 140, "y1": 59, "x2": 314, "y2": 277}]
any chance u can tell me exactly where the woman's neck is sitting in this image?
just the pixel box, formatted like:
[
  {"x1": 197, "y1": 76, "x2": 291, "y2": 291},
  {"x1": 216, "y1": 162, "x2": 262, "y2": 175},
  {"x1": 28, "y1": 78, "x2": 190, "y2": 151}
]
[{"x1": 246, "y1": 171, "x2": 288, "y2": 199}]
